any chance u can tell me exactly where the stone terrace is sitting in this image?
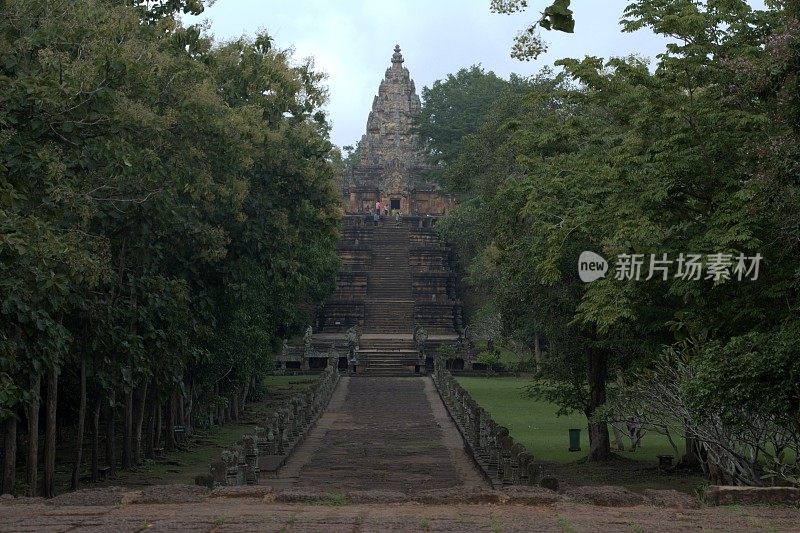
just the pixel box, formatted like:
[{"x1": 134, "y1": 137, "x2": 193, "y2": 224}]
[{"x1": 279, "y1": 215, "x2": 464, "y2": 375}]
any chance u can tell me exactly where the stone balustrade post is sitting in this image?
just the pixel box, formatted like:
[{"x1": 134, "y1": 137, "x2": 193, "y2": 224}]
[
  {"x1": 517, "y1": 451, "x2": 533, "y2": 485},
  {"x1": 266, "y1": 425, "x2": 276, "y2": 455},
  {"x1": 275, "y1": 411, "x2": 286, "y2": 454},
  {"x1": 500, "y1": 435, "x2": 514, "y2": 485},
  {"x1": 510, "y1": 442, "x2": 525, "y2": 484},
  {"x1": 471, "y1": 402, "x2": 482, "y2": 450},
  {"x1": 486, "y1": 421, "x2": 500, "y2": 480}
]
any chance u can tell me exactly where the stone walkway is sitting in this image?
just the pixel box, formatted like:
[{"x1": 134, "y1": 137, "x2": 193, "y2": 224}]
[
  {"x1": 271, "y1": 376, "x2": 486, "y2": 492},
  {"x1": 5, "y1": 376, "x2": 800, "y2": 531},
  {"x1": 5, "y1": 496, "x2": 800, "y2": 532}
]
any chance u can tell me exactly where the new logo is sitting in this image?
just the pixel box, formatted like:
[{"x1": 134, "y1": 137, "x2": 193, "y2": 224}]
[{"x1": 578, "y1": 251, "x2": 608, "y2": 283}]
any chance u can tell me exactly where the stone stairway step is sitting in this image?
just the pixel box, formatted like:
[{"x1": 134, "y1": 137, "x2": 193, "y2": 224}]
[{"x1": 307, "y1": 215, "x2": 461, "y2": 370}]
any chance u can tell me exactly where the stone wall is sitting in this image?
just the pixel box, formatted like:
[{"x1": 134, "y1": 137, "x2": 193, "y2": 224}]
[
  {"x1": 412, "y1": 272, "x2": 455, "y2": 300},
  {"x1": 433, "y1": 360, "x2": 539, "y2": 488},
  {"x1": 332, "y1": 272, "x2": 367, "y2": 300},
  {"x1": 209, "y1": 366, "x2": 340, "y2": 486},
  {"x1": 316, "y1": 300, "x2": 364, "y2": 332}
]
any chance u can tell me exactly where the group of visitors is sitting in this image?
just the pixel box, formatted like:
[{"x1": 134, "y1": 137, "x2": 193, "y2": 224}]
[{"x1": 370, "y1": 198, "x2": 402, "y2": 227}]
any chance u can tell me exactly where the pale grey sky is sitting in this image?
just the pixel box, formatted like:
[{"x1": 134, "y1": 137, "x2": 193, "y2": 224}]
[{"x1": 184, "y1": 1, "x2": 757, "y2": 148}]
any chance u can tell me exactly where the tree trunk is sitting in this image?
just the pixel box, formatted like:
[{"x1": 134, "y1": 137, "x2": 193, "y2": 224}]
[
  {"x1": 682, "y1": 434, "x2": 703, "y2": 468},
  {"x1": 105, "y1": 390, "x2": 116, "y2": 478},
  {"x1": 90, "y1": 392, "x2": 101, "y2": 483},
  {"x1": 43, "y1": 367, "x2": 59, "y2": 498},
  {"x1": 154, "y1": 404, "x2": 162, "y2": 451},
  {"x1": 145, "y1": 382, "x2": 156, "y2": 459},
  {"x1": 213, "y1": 383, "x2": 220, "y2": 426},
  {"x1": 71, "y1": 358, "x2": 86, "y2": 490},
  {"x1": 26, "y1": 372, "x2": 41, "y2": 497},
  {"x1": 133, "y1": 382, "x2": 148, "y2": 465},
  {"x1": 610, "y1": 422, "x2": 626, "y2": 452},
  {"x1": 184, "y1": 387, "x2": 193, "y2": 437},
  {"x1": 586, "y1": 344, "x2": 611, "y2": 461},
  {"x1": 241, "y1": 376, "x2": 253, "y2": 411},
  {"x1": 165, "y1": 392, "x2": 175, "y2": 451},
  {"x1": 122, "y1": 385, "x2": 133, "y2": 469},
  {"x1": 3, "y1": 416, "x2": 17, "y2": 495},
  {"x1": 533, "y1": 333, "x2": 542, "y2": 371}
]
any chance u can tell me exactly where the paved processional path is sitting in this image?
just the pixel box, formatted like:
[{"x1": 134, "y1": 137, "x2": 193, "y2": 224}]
[
  {"x1": 272, "y1": 376, "x2": 486, "y2": 492},
  {"x1": 6, "y1": 379, "x2": 800, "y2": 533}
]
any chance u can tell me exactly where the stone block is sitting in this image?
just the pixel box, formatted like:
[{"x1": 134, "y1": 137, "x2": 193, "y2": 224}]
[
  {"x1": 643, "y1": 489, "x2": 700, "y2": 509},
  {"x1": 210, "y1": 486, "x2": 274, "y2": 499},
  {"x1": 704, "y1": 485, "x2": 800, "y2": 506},
  {"x1": 565, "y1": 485, "x2": 646, "y2": 507}
]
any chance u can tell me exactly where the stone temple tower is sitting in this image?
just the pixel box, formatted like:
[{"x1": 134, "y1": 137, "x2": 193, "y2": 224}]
[{"x1": 344, "y1": 45, "x2": 453, "y2": 216}]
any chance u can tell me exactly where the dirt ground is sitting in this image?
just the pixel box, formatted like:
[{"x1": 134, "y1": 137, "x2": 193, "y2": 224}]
[
  {"x1": 2, "y1": 488, "x2": 800, "y2": 532},
  {"x1": 547, "y1": 456, "x2": 706, "y2": 495}
]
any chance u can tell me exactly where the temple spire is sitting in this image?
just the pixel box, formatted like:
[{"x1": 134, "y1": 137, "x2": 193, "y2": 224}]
[
  {"x1": 391, "y1": 44, "x2": 404, "y2": 66},
  {"x1": 342, "y1": 42, "x2": 454, "y2": 216}
]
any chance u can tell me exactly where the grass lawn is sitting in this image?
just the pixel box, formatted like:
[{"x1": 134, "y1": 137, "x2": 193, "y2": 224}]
[{"x1": 457, "y1": 376, "x2": 677, "y2": 464}]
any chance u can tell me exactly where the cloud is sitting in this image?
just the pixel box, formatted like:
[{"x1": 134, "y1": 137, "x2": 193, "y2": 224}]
[{"x1": 187, "y1": 1, "x2": 746, "y2": 147}]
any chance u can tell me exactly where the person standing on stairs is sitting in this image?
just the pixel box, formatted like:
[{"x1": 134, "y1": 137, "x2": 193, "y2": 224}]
[{"x1": 374, "y1": 200, "x2": 382, "y2": 226}]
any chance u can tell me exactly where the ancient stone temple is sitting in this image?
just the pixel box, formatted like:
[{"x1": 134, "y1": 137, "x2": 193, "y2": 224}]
[
  {"x1": 278, "y1": 214, "x2": 467, "y2": 374},
  {"x1": 277, "y1": 45, "x2": 468, "y2": 375},
  {"x1": 343, "y1": 45, "x2": 454, "y2": 216}
]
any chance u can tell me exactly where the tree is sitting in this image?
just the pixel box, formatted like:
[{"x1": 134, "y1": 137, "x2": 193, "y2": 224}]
[
  {"x1": 415, "y1": 66, "x2": 515, "y2": 170},
  {"x1": 1, "y1": 0, "x2": 340, "y2": 495},
  {"x1": 491, "y1": 0, "x2": 575, "y2": 60},
  {"x1": 426, "y1": 0, "x2": 800, "y2": 468}
]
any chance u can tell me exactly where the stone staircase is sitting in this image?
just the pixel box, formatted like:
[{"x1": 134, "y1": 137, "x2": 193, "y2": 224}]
[
  {"x1": 365, "y1": 299, "x2": 413, "y2": 334},
  {"x1": 367, "y1": 225, "x2": 412, "y2": 295},
  {"x1": 364, "y1": 224, "x2": 413, "y2": 334},
  {"x1": 359, "y1": 224, "x2": 418, "y2": 375},
  {"x1": 357, "y1": 336, "x2": 420, "y2": 377},
  {"x1": 281, "y1": 217, "x2": 463, "y2": 374}
]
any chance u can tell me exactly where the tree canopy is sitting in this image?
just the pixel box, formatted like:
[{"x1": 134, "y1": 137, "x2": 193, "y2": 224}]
[
  {"x1": 1, "y1": 0, "x2": 341, "y2": 495},
  {"x1": 425, "y1": 0, "x2": 800, "y2": 480}
]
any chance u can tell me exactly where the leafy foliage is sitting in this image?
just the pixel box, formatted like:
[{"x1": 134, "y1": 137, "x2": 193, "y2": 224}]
[
  {"x1": 0, "y1": 0, "x2": 340, "y2": 488},
  {"x1": 491, "y1": 0, "x2": 576, "y2": 60},
  {"x1": 425, "y1": 0, "x2": 800, "y2": 472}
]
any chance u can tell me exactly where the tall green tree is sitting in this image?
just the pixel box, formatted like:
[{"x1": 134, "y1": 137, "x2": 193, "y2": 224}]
[
  {"x1": 427, "y1": 0, "x2": 799, "y2": 469},
  {"x1": 1, "y1": 0, "x2": 340, "y2": 495}
]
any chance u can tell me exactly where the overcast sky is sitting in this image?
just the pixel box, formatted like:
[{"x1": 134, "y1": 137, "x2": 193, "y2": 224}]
[{"x1": 184, "y1": 1, "x2": 758, "y2": 148}]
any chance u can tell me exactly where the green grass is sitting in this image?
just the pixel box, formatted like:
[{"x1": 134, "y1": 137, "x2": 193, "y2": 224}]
[
  {"x1": 457, "y1": 376, "x2": 676, "y2": 463},
  {"x1": 556, "y1": 516, "x2": 576, "y2": 533},
  {"x1": 323, "y1": 491, "x2": 347, "y2": 506}
]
